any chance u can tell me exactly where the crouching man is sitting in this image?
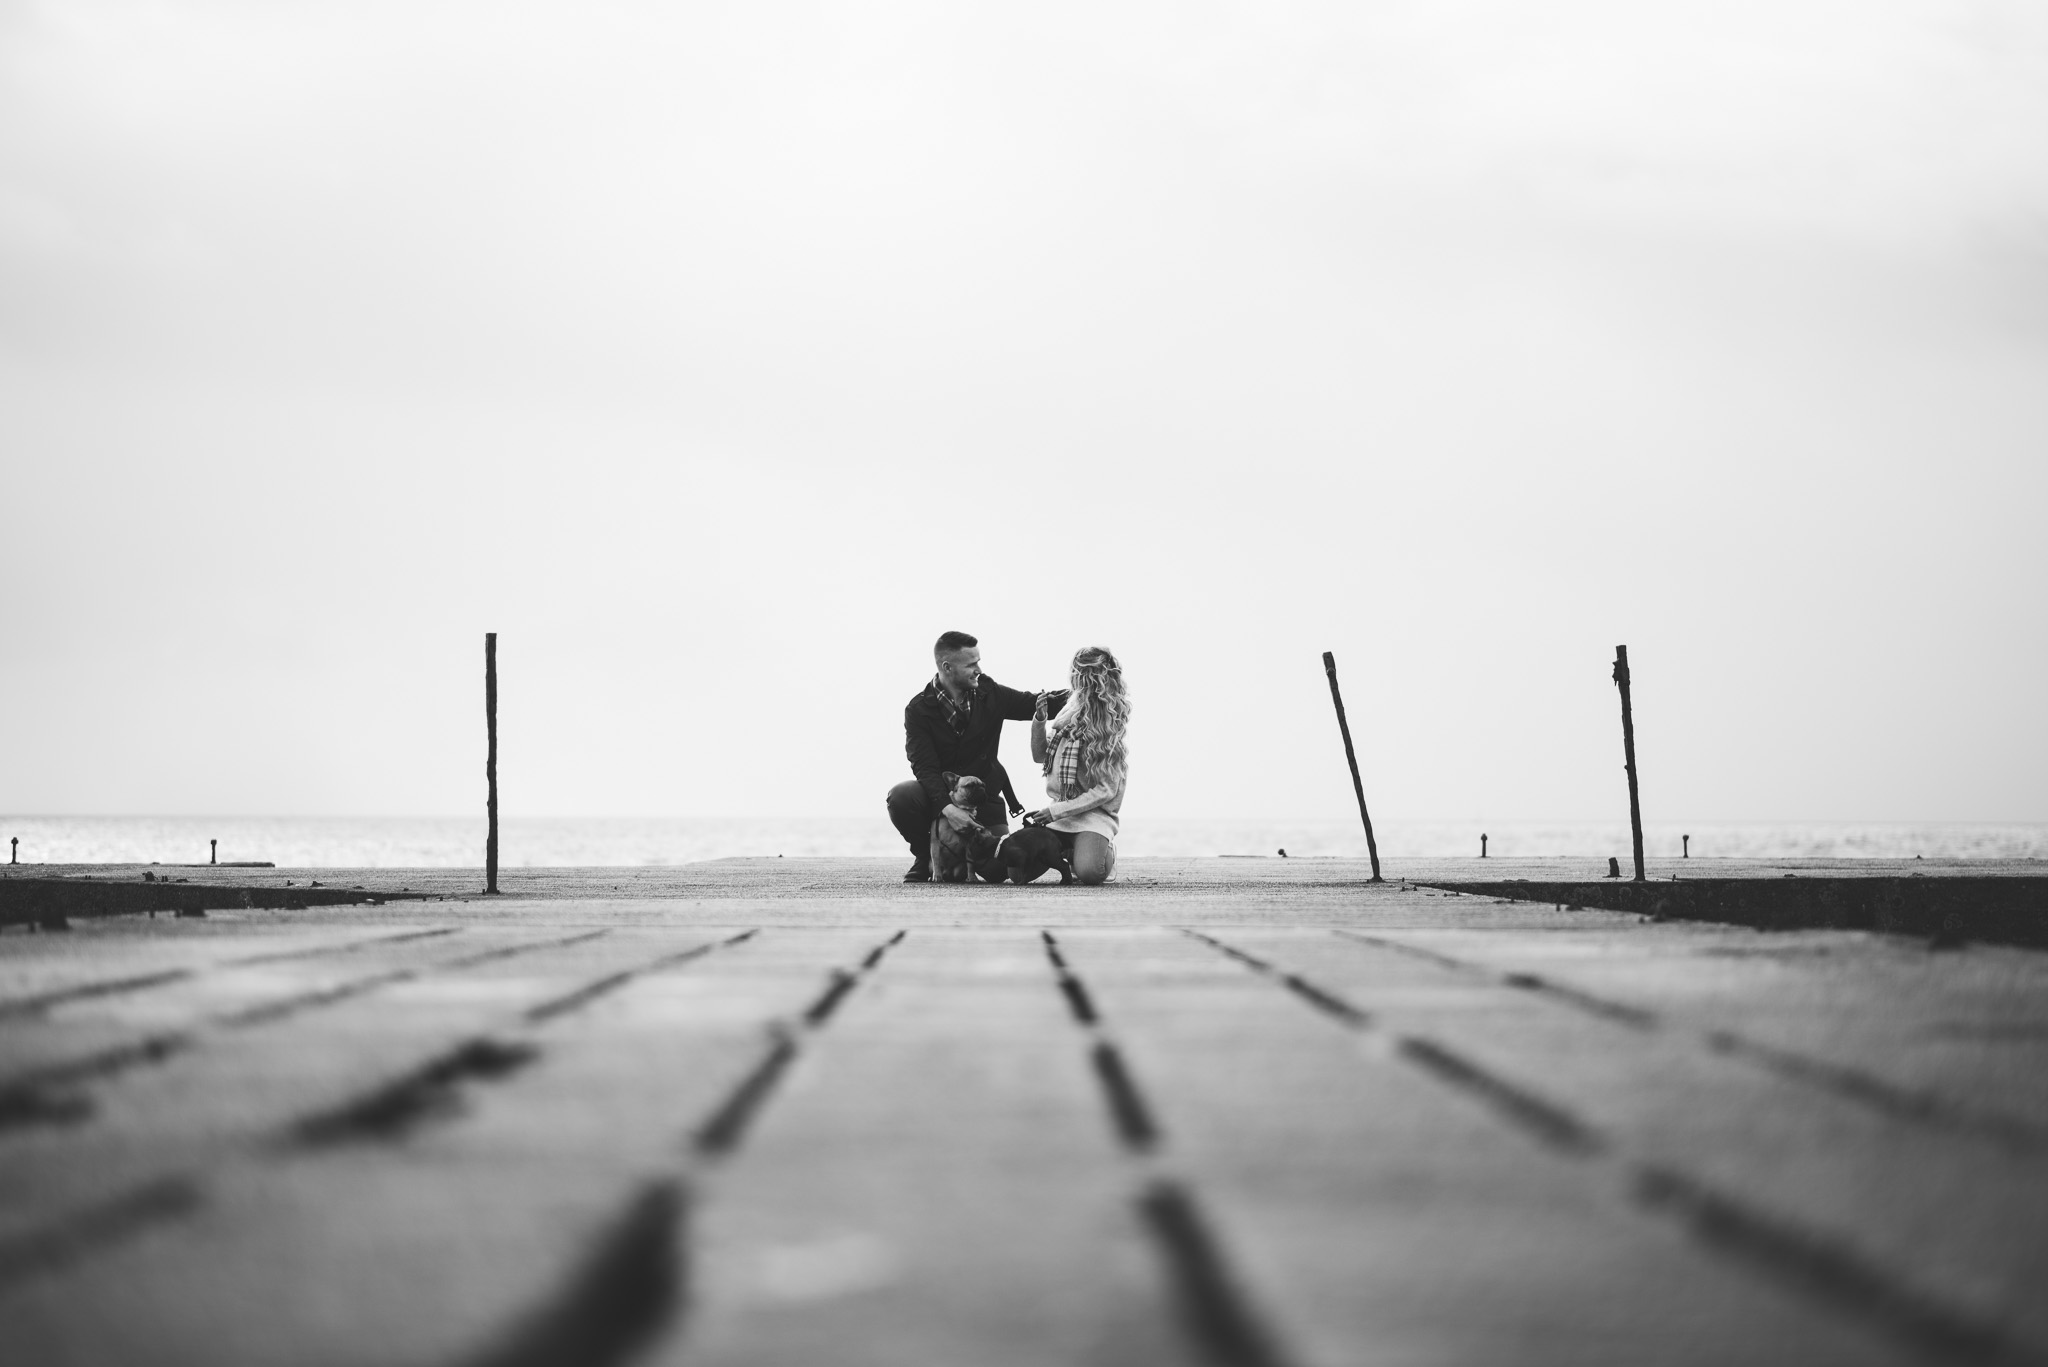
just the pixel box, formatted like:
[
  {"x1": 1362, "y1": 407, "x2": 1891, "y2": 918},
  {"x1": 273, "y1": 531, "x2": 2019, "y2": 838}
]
[{"x1": 886, "y1": 630, "x2": 1040, "y2": 882}]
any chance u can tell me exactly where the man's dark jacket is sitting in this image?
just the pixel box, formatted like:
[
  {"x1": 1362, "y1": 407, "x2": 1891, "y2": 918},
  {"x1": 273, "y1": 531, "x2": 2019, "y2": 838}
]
[{"x1": 904, "y1": 676, "x2": 1038, "y2": 815}]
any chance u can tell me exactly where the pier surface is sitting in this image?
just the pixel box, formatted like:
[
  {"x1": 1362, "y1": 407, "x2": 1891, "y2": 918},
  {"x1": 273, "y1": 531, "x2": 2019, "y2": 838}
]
[{"x1": 3, "y1": 857, "x2": 2045, "y2": 1365}]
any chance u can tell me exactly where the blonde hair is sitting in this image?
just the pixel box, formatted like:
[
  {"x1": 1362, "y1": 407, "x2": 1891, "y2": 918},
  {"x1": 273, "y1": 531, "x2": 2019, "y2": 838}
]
[{"x1": 1067, "y1": 645, "x2": 1130, "y2": 794}]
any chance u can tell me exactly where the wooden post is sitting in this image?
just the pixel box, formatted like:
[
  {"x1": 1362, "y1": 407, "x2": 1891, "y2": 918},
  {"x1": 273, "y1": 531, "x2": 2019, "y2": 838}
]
[
  {"x1": 485, "y1": 632, "x2": 500, "y2": 895},
  {"x1": 1612, "y1": 644, "x2": 1646, "y2": 883},
  {"x1": 1480, "y1": 833, "x2": 1488, "y2": 859},
  {"x1": 1322, "y1": 651, "x2": 1383, "y2": 882}
]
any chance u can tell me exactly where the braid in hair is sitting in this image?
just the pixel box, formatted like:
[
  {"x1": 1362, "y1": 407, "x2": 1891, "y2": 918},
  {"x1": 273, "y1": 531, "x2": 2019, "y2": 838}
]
[{"x1": 1067, "y1": 646, "x2": 1130, "y2": 794}]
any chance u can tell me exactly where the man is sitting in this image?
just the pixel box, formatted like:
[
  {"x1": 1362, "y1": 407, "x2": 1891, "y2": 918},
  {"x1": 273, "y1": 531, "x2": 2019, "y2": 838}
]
[{"x1": 887, "y1": 631, "x2": 1041, "y2": 882}]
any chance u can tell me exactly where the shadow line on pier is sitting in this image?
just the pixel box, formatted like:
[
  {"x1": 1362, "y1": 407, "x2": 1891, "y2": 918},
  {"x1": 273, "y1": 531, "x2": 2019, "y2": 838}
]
[
  {"x1": 0, "y1": 931, "x2": 616, "y2": 1136},
  {"x1": 1045, "y1": 930, "x2": 1300, "y2": 1367},
  {"x1": 0, "y1": 931, "x2": 761, "y2": 1297},
  {"x1": 1185, "y1": 928, "x2": 2043, "y2": 1367},
  {"x1": 1335, "y1": 928, "x2": 2048, "y2": 1156},
  {"x1": 691, "y1": 929, "x2": 906, "y2": 1159},
  {"x1": 0, "y1": 1177, "x2": 202, "y2": 1294},
  {"x1": 220, "y1": 930, "x2": 612, "y2": 1029},
  {"x1": 293, "y1": 1038, "x2": 541, "y2": 1147},
  {"x1": 455, "y1": 1178, "x2": 685, "y2": 1367},
  {"x1": 1634, "y1": 1165, "x2": 2039, "y2": 1367},
  {"x1": 0, "y1": 928, "x2": 465, "y2": 1022}
]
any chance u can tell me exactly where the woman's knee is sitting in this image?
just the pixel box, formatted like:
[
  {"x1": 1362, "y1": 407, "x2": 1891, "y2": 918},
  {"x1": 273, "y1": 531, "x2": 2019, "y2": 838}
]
[{"x1": 1071, "y1": 834, "x2": 1114, "y2": 885}]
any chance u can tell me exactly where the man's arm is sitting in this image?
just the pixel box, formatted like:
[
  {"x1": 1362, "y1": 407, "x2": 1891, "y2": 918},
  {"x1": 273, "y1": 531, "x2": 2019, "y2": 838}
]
[
  {"x1": 904, "y1": 705, "x2": 951, "y2": 812},
  {"x1": 985, "y1": 677, "x2": 1040, "y2": 722}
]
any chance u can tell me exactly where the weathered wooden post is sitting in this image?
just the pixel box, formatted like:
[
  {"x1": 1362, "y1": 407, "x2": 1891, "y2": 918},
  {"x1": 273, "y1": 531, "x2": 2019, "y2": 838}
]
[
  {"x1": 1480, "y1": 833, "x2": 1488, "y2": 859},
  {"x1": 1322, "y1": 651, "x2": 1383, "y2": 882},
  {"x1": 1612, "y1": 645, "x2": 1646, "y2": 883},
  {"x1": 485, "y1": 632, "x2": 500, "y2": 895}
]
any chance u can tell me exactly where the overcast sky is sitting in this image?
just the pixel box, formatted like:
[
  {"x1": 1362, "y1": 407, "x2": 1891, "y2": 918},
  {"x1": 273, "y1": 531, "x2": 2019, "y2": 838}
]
[{"x1": 2, "y1": 0, "x2": 2043, "y2": 824}]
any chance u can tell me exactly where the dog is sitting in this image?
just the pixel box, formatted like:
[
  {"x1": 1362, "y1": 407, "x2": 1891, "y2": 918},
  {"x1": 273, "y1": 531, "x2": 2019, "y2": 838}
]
[
  {"x1": 995, "y1": 822, "x2": 1072, "y2": 885},
  {"x1": 930, "y1": 773, "x2": 1003, "y2": 883}
]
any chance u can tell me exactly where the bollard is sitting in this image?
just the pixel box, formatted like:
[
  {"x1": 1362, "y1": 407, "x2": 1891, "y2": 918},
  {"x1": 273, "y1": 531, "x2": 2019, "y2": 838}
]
[
  {"x1": 1612, "y1": 645, "x2": 1647, "y2": 883},
  {"x1": 485, "y1": 632, "x2": 500, "y2": 895},
  {"x1": 1321, "y1": 651, "x2": 1383, "y2": 882},
  {"x1": 1683, "y1": 833, "x2": 1690, "y2": 859},
  {"x1": 9, "y1": 836, "x2": 15, "y2": 865},
  {"x1": 210, "y1": 838, "x2": 217, "y2": 866},
  {"x1": 1607, "y1": 857, "x2": 1622, "y2": 879},
  {"x1": 1480, "y1": 833, "x2": 1488, "y2": 859}
]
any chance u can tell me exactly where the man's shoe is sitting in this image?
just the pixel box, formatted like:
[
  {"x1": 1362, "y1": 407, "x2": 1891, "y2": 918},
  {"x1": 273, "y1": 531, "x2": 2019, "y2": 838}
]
[{"x1": 904, "y1": 860, "x2": 932, "y2": 883}]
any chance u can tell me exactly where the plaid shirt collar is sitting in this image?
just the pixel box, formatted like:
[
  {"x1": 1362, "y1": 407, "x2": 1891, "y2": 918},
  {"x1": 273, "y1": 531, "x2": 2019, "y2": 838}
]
[{"x1": 932, "y1": 674, "x2": 974, "y2": 733}]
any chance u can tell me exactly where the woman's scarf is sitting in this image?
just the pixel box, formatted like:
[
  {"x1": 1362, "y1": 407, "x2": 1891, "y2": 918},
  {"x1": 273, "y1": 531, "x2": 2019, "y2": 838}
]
[{"x1": 1044, "y1": 695, "x2": 1085, "y2": 799}]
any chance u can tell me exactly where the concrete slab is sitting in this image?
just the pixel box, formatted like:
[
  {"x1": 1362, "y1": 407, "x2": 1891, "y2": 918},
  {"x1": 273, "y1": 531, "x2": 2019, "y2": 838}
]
[
  {"x1": 667, "y1": 929, "x2": 1188, "y2": 1367},
  {"x1": 0, "y1": 858, "x2": 2042, "y2": 1366},
  {"x1": 1206, "y1": 928, "x2": 2048, "y2": 1351}
]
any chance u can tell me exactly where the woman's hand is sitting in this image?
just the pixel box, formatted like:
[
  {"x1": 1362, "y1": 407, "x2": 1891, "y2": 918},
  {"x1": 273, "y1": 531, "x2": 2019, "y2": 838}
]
[
  {"x1": 1022, "y1": 808, "x2": 1053, "y2": 826},
  {"x1": 1033, "y1": 691, "x2": 1053, "y2": 720}
]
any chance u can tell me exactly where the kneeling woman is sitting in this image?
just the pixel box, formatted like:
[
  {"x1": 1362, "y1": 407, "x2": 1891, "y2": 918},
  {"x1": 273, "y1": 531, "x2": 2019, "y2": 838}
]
[{"x1": 1025, "y1": 645, "x2": 1129, "y2": 885}]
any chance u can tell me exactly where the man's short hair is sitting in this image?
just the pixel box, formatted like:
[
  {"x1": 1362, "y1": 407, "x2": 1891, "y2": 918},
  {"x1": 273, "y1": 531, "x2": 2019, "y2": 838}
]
[{"x1": 934, "y1": 631, "x2": 978, "y2": 661}]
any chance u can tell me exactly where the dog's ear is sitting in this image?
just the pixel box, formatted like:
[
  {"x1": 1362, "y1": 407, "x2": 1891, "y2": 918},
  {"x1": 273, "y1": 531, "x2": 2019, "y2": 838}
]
[{"x1": 942, "y1": 771, "x2": 959, "y2": 788}]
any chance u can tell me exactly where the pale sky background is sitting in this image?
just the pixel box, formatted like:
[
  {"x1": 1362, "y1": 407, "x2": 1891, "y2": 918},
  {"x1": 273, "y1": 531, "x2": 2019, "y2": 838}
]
[{"x1": 2, "y1": 0, "x2": 2044, "y2": 825}]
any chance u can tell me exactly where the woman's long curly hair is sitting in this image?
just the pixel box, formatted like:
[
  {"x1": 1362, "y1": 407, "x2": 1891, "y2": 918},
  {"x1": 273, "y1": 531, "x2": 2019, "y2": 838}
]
[{"x1": 1067, "y1": 645, "x2": 1130, "y2": 794}]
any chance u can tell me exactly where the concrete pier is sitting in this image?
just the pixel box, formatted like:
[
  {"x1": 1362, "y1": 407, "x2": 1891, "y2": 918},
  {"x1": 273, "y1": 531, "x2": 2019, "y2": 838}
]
[{"x1": 2, "y1": 857, "x2": 2045, "y2": 1365}]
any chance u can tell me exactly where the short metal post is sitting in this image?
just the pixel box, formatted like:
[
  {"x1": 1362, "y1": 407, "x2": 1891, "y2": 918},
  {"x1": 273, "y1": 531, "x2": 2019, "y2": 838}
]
[
  {"x1": 1683, "y1": 833, "x2": 1690, "y2": 859},
  {"x1": 1480, "y1": 833, "x2": 1488, "y2": 859},
  {"x1": 210, "y1": 839, "x2": 217, "y2": 866}
]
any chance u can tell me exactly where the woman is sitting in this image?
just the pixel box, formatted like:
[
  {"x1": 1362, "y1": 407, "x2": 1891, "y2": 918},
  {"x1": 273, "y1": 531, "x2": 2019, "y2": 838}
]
[{"x1": 1024, "y1": 645, "x2": 1130, "y2": 886}]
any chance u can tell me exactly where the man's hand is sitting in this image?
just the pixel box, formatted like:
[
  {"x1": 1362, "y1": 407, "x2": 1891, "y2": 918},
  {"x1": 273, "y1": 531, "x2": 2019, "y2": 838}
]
[{"x1": 942, "y1": 804, "x2": 986, "y2": 834}]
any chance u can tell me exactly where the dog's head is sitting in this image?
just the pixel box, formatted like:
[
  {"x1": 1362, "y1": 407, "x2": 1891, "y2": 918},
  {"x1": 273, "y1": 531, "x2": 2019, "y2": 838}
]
[{"x1": 943, "y1": 772, "x2": 988, "y2": 809}]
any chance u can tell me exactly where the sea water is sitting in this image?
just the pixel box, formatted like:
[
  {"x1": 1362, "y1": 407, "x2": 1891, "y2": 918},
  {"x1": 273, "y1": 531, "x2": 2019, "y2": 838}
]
[{"x1": 3, "y1": 815, "x2": 2043, "y2": 868}]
